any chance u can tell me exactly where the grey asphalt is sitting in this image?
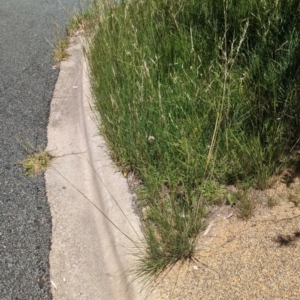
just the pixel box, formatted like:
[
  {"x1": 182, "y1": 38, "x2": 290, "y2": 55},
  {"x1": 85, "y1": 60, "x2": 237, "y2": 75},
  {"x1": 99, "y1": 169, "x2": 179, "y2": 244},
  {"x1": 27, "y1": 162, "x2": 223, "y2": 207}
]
[{"x1": 0, "y1": 1, "x2": 80, "y2": 299}]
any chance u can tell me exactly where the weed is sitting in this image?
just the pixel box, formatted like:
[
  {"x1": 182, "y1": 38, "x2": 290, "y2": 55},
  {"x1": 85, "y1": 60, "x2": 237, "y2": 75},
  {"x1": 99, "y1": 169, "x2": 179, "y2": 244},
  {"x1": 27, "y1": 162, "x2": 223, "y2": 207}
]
[
  {"x1": 235, "y1": 190, "x2": 255, "y2": 220},
  {"x1": 225, "y1": 194, "x2": 237, "y2": 206},
  {"x1": 267, "y1": 196, "x2": 278, "y2": 208},
  {"x1": 198, "y1": 182, "x2": 227, "y2": 206},
  {"x1": 22, "y1": 151, "x2": 53, "y2": 176},
  {"x1": 66, "y1": 1, "x2": 106, "y2": 36},
  {"x1": 53, "y1": 37, "x2": 69, "y2": 62},
  {"x1": 288, "y1": 192, "x2": 300, "y2": 207}
]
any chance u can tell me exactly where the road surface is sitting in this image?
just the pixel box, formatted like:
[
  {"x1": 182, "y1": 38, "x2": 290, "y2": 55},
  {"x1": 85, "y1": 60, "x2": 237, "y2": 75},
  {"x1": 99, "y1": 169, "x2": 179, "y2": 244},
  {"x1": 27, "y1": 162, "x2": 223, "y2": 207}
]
[{"x1": 0, "y1": 1, "x2": 80, "y2": 298}]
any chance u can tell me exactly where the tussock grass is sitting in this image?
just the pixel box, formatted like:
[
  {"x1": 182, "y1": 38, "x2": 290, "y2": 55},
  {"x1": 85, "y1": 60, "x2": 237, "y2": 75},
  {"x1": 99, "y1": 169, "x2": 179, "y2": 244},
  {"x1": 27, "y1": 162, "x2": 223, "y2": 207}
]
[
  {"x1": 288, "y1": 192, "x2": 300, "y2": 207},
  {"x1": 235, "y1": 190, "x2": 255, "y2": 220},
  {"x1": 53, "y1": 34, "x2": 70, "y2": 62},
  {"x1": 81, "y1": 0, "x2": 300, "y2": 278},
  {"x1": 22, "y1": 151, "x2": 53, "y2": 176},
  {"x1": 267, "y1": 196, "x2": 278, "y2": 208}
]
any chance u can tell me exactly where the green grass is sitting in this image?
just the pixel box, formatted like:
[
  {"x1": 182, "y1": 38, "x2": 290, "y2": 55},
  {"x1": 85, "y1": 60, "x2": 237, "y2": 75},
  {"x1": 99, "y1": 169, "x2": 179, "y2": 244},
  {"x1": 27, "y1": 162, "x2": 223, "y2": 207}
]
[{"x1": 79, "y1": 0, "x2": 300, "y2": 279}]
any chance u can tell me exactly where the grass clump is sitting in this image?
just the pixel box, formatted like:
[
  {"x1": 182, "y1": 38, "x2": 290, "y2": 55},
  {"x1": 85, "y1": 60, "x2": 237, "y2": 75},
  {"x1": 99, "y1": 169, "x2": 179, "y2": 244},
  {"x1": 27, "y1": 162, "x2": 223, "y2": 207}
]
[
  {"x1": 22, "y1": 151, "x2": 53, "y2": 176},
  {"x1": 53, "y1": 37, "x2": 70, "y2": 62},
  {"x1": 288, "y1": 192, "x2": 300, "y2": 207},
  {"x1": 137, "y1": 197, "x2": 205, "y2": 277},
  {"x1": 84, "y1": 0, "x2": 300, "y2": 277},
  {"x1": 267, "y1": 196, "x2": 278, "y2": 208},
  {"x1": 235, "y1": 190, "x2": 255, "y2": 220}
]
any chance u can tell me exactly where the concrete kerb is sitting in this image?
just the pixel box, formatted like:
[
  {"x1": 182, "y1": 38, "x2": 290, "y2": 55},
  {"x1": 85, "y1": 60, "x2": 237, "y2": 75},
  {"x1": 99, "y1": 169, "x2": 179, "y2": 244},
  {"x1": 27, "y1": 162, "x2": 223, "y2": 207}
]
[{"x1": 45, "y1": 34, "x2": 155, "y2": 300}]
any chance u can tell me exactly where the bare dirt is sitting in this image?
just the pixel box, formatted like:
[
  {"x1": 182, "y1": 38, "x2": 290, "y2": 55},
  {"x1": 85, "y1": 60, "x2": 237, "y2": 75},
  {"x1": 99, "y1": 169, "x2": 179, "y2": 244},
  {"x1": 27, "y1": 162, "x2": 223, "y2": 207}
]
[{"x1": 153, "y1": 178, "x2": 300, "y2": 299}]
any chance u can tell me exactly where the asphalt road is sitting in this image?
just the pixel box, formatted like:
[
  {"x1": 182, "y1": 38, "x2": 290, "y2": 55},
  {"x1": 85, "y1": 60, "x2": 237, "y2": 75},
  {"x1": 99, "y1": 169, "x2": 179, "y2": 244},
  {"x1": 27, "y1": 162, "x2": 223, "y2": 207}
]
[{"x1": 0, "y1": 1, "x2": 80, "y2": 299}]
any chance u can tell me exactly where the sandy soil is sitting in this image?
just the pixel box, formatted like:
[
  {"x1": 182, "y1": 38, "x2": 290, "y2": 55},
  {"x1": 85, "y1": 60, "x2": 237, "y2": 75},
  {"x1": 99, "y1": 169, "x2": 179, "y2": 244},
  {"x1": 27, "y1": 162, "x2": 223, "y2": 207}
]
[{"x1": 153, "y1": 178, "x2": 300, "y2": 299}]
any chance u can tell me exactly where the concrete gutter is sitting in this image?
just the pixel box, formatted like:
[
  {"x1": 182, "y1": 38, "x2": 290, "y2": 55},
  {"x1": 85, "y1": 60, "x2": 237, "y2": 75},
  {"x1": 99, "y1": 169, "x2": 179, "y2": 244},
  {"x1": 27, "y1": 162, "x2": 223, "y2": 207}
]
[{"x1": 45, "y1": 35, "x2": 154, "y2": 300}]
